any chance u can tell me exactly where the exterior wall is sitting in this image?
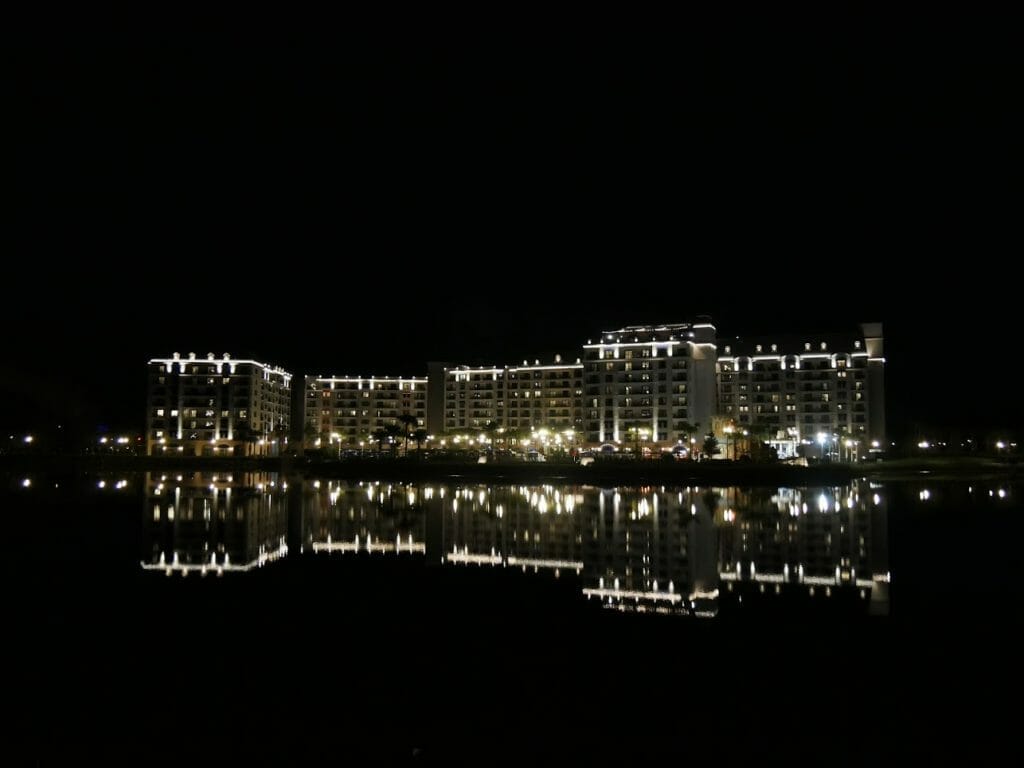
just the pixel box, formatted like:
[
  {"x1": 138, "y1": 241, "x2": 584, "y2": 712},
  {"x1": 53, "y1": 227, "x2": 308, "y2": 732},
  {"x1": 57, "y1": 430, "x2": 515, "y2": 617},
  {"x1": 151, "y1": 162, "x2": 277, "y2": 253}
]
[
  {"x1": 716, "y1": 325, "x2": 884, "y2": 449},
  {"x1": 505, "y1": 362, "x2": 583, "y2": 432},
  {"x1": 304, "y1": 376, "x2": 427, "y2": 446},
  {"x1": 426, "y1": 361, "x2": 449, "y2": 435},
  {"x1": 862, "y1": 323, "x2": 887, "y2": 448},
  {"x1": 581, "y1": 323, "x2": 717, "y2": 447},
  {"x1": 146, "y1": 353, "x2": 291, "y2": 457},
  {"x1": 443, "y1": 367, "x2": 507, "y2": 433},
  {"x1": 440, "y1": 360, "x2": 583, "y2": 435}
]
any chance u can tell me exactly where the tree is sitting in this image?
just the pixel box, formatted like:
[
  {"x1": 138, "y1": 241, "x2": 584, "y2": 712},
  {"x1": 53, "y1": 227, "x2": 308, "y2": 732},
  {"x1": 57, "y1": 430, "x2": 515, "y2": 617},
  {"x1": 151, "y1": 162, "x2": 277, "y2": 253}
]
[
  {"x1": 677, "y1": 421, "x2": 700, "y2": 458},
  {"x1": 385, "y1": 423, "x2": 404, "y2": 455},
  {"x1": 702, "y1": 432, "x2": 720, "y2": 459},
  {"x1": 412, "y1": 428, "x2": 429, "y2": 454},
  {"x1": 483, "y1": 420, "x2": 502, "y2": 451},
  {"x1": 398, "y1": 414, "x2": 418, "y2": 456},
  {"x1": 370, "y1": 427, "x2": 388, "y2": 455}
]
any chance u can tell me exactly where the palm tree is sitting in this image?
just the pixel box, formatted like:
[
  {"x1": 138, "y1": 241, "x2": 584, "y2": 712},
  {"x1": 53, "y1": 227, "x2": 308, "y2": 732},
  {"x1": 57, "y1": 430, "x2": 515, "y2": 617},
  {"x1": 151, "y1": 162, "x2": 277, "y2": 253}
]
[
  {"x1": 370, "y1": 427, "x2": 388, "y2": 455},
  {"x1": 385, "y1": 423, "x2": 405, "y2": 455},
  {"x1": 398, "y1": 414, "x2": 418, "y2": 456},
  {"x1": 677, "y1": 420, "x2": 700, "y2": 457},
  {"x1": 412, "y1": 428, "x2": 429, "y2": 455}
]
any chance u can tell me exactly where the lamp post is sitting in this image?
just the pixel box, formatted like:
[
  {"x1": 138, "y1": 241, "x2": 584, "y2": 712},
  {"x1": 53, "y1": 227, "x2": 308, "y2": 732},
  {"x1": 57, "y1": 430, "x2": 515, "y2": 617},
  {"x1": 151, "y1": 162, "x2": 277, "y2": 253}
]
[{"x1": 724, "y1": 425, "x2": 735, "y2": 460}]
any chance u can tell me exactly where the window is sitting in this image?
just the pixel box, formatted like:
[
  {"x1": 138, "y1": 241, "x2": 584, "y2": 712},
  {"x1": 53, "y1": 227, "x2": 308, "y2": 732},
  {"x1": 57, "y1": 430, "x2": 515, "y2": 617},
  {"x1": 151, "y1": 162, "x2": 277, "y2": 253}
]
[
  {"x1": 170, "y1": 409, "x2": 178, "y2": 417},
  {"x1": 156, "y1": 409, "x2": 165, "y2": 417}
]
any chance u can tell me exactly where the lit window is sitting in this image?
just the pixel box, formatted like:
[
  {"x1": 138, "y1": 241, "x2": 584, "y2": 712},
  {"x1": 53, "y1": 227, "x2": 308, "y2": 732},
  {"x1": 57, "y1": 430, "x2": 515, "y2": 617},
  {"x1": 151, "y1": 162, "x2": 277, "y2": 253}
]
[
  {"x1": 156, "y1": 409, "x2": 165, "y2": 416},
  {"x1": 170, "y1": 409, "x2": 178, "y2": 417},
  {"x1": 155, "y1": 430, "x2": 164, "y2": 437}
]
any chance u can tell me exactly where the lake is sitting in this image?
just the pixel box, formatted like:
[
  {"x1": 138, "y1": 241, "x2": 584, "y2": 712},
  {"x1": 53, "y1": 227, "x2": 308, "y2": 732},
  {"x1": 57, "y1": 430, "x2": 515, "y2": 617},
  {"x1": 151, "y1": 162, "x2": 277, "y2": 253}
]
[{"x1": 5, "y1": 470, "x2": 1019, "y2": 762}]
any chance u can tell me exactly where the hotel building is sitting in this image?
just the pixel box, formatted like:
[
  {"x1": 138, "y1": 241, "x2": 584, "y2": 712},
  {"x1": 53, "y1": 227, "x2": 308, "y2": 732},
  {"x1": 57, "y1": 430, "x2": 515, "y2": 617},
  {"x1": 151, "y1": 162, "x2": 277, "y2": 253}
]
[
  {"x1": 304, "y1": 375, "x2": 428, "y2": 447},
  {"x1": 146, "y1": 319, "x2": 885, "y2": 456},
  {"x1": 146, "y1": 353, "x2": 292, "y2": 456},
  {"x1": 716, "y1": 322, "x2": 886, "y2": 451},
  {"x1": 581, "y1": 322, "x2": 718, "y2": 447},
  {"x1": 441, "y1": 357, "x2": 583, "y2": 434}
]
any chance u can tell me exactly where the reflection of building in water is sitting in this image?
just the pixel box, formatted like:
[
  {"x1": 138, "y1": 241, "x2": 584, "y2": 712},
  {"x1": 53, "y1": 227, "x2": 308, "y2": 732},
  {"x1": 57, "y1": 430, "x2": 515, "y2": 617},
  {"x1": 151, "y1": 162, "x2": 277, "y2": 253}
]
[
  {"x1": 580, "y1": 488, "x2": 720, "y2": 616},
  {"x1": 433, "y1": 485, "x2": 719, "y2": 617},
  {"x1": 303, "y1": 481, "x2": 427, "y2": 556},
  {"x1": 716, "y1": 483, "x2": 890, "y2": 614},
  {"x1": 143, "y1": 474, "x2": 891, "y2": 618},
  {"x1": 430, "y1": 480, "x2": 888, "y2": 617},
  {"x1": 141, "y1": 472, "x2": 289, "y2": 576},
  {"x1": 442, "y1": 485, "x2": 585, "y2": 571}
]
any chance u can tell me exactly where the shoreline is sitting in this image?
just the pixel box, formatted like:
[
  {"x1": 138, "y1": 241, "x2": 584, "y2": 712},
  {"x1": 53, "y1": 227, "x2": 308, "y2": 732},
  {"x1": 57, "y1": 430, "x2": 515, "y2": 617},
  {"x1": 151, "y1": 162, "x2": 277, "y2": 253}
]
[{"x1": 2, "y1": 454, "x2": 1018, "y2": 486}]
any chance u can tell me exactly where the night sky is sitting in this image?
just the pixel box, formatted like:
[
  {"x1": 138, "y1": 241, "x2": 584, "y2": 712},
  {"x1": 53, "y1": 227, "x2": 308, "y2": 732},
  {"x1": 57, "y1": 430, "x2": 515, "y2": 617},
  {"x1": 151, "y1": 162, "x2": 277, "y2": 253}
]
[{"x1": 3, "y1": 18, "x2": 1020, "y2": 440}]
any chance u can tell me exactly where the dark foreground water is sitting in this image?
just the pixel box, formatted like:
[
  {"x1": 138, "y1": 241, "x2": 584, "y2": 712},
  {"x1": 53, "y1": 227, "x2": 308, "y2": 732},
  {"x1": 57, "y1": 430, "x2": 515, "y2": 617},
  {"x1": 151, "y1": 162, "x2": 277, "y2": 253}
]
[{"x1": 5, "y1": 471, "x2": 1021, "y2": 763}]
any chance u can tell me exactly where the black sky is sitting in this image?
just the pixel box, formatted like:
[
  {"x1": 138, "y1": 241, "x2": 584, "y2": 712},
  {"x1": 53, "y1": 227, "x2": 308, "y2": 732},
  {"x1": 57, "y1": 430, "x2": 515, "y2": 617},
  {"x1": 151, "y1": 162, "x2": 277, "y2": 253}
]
[{"x1": 2, "y1": 13, "x2": 1021, "y2": 439}]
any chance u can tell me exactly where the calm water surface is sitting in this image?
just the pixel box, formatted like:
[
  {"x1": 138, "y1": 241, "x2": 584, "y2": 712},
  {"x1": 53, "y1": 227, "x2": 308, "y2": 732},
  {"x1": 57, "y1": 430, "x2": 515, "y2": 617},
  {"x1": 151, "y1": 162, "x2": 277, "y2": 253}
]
[{"x1": 6, "y1": 471, "x2": 1020, "y2": 762}]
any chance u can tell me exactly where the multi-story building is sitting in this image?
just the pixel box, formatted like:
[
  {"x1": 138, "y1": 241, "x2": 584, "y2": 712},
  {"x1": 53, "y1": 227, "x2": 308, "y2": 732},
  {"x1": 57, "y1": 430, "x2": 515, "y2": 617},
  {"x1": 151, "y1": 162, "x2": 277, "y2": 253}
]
[
  {"x1": 581, "y1": 322, "x2": 718, "y2": 447},
  {"x1": 146, "y1": 320, "x2": 885, "y2": 457},
  {"x1": 505, "y1": 358, "x2": 583, "y2": 432},
  {"x1": 146, "y1": 353, "x2": 292, "y2": 456},
  {"x1": 716, "y1": 322, "x2": 886, "y2": 451},
  {"x1": 443, "y1": 366, "x2": 508, "y2": 433},
  {"x1": 304, "y1": 375, "x2": 428, "y2": 447},
  {"x1": 438, "y1": 357, "x2": 583, "y2": 435}
]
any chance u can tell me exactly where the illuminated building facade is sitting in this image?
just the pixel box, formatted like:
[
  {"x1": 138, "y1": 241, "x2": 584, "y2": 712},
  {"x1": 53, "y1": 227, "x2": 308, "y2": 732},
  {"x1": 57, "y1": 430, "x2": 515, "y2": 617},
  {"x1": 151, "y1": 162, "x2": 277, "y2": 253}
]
[
  {"x1": 146, "y1": 353, "x2": 292, "y2": 457},
  {"x1": 440, "y1": 357, "x2": 583, "y2": 435},
  {"x1": 146, "y1": 320, "x2": 885, "y2": 454},
  {"x1": 442, "y1": 366, "x2": 507, "y2": 433},
  {"x1": 304, "y1": 375, "x2": 428, "y2": 448},
  {"x1": 716, "y1": 323, "x2": 886, "y2": 453},
  {"x1": 581, "y1": 322, "x2": 718, "y2": 448}
]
